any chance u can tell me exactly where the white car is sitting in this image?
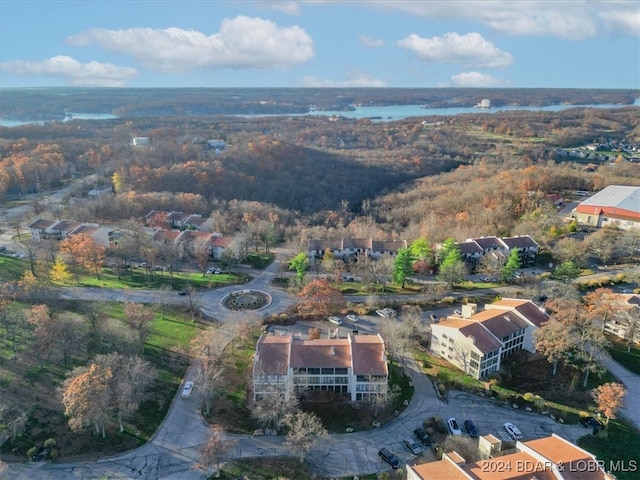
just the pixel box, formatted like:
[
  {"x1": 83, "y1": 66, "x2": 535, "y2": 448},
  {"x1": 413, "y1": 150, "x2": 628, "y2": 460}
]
[
  {"x1": 206, "y1": 267, "x2": 223, "y2": 274},
  {"x1": 181, "y1": 381, "x2": 194, "y2": 398},
  {"x1": 447, "y1": 417, "x2": 462, "y2": 435},
  {"x1": 453, "y1": 309, "x2": 462, "y2": 316},
  {"x1": 328, "y1": 316, "x2": 343, "y2": 325},
  {"x1": 376, "y1": 308, "x2": 397, "y2": 318},
  {"x1": 429, "y1": 314, "x2": 439, "y2": 323},
  {"x1": 346, "y1": 314, "x2": 359, "y2": 323},
  {"x1": 504, "y1": 422, "x2": 522, "y2": 440}
]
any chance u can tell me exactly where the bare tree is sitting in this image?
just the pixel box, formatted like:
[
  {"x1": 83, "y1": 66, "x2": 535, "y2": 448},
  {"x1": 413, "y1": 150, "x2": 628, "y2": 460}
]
[
  {"x1": 197, "y1": 424, "x2": 237, "y2": 478},
  {"x1": 123, "y1": 302, "x2": 155, "y2": 350},
  {"x1": 252, "y1": 383, "x2": 299, "y2": 433},
  {"x1": 191, "y1": 329, "x2": 226, "y2": 415},
  {"x1": 282, "y1": 411, "x2": 328, "y2": 463}
]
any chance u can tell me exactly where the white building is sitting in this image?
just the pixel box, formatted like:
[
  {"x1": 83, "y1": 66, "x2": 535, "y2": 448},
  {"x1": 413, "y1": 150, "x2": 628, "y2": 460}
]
[
  {"x1": 430, "y1": 299, "x2": 550, "y2": 379},
  {"x1": 253, "y1": 333, "x2": 388, "y2": 402}
]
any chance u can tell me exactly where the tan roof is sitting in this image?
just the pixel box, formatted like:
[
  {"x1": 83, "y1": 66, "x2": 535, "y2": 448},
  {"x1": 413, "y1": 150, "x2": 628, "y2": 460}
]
[
  {"x1": 524, "y1": 435, "x2": 608, "y2": 480},
  {"x1": 410, "y1": 458, "x2": 469, "y2": 480},
  {"x1": 486, "y1": 298, "x2": 550, "y2": 328},
  {"x1": 177, "y1": 230, "x2": 212, "y2": 243},
  {"x1": 350, "y1": 334, "x2": 388, "y2": 375},
  {"x1": 464, "y1": 451, "x2": 557, "y2": 480},
  {"x1": 290, "y1": 338, "x2": 351, "y2": 368}
]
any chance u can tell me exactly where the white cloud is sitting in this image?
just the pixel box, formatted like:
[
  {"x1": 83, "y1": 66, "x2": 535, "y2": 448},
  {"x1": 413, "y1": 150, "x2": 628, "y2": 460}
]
[
  {"x1": 67, "y1": 16, "x2": 314, "y2": 73},
  {"x1": 398, "y1": 32, "x2": 513, "y2": 68},
  {"x1": 1, "y1": 55, "x2": 137, "y2": 87},
  {"x1": 449, "y1": 71, "x2": 509, "y2": 87},
  {"x1": 263, "y1": 1, "x2": 302, "y2": 15},
  {"x1": 301, "y1": 72, "x2": 386, "y2": 87},
  {"x1": 359, "y1": 35, "x2": 385, "y2": 48},
  {"x1": 599, "y1": 8, "x2": 640, "y2": 36},
  {"x1": 356, "y1": 0, "x2": 640, "y2": 40}
]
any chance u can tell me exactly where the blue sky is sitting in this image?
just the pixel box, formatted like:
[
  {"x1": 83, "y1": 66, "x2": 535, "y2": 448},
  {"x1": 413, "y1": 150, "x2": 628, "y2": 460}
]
[{"x1": 1, "y1": 0, "x2": 638, "y2": 89}]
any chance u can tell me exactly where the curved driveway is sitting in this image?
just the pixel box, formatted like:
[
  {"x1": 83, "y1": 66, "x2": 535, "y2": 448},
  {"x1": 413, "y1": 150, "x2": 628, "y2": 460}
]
[{"x1": 4, "y1": 255, "x2": 638, "y2": 479}]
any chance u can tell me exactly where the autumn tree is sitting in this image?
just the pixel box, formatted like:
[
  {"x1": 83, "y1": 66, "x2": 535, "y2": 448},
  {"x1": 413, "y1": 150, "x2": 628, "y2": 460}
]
[
  {"x1": 197, "y1": 424, "x2": 237, "y2": 477},
  {"x1": 534, "y1": 319, "x2": 574, "y2": 375},
  {"x1": 618, "y1": 308, "x2": 640, "y2": 352},
  {"x1": 296, "y1": 279, "x2": 346, "y2": 319},
  {"x1": 61, "y1": 364, "x2": 113, "y2": 438},
  {"x1": 583, "y1": 288, "x2": 619, "y2": 332},
  {"x1": 94, "y1": 353, "x2": 155, "y2": 432},
  {"x1": 50, "y1": 257, "x2": 72, "y2": 284},
  {"x1": 393, "y1": 247, "x2": 414, "y2": 288},
  {"x1": 60, "y1": 233, "x2": 106, "y2": 280},
  {"x1": 194, "y1": 241, "x2": 211, "y2": 276},
  {"x1": 282, "y1": 411, "x2": 328, "y2": 463},
  {"x1": 123, "y1": 302, "x2": 155, "y2": 350},
  {"x1": 591, "y1": 382, "x2": 626, "y2": 425}
]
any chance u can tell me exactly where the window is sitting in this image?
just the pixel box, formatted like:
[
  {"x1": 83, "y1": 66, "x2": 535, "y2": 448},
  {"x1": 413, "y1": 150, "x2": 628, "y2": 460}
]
[
  {"x1": 335, "y1": 368, "x2": 348, "y2": 375},
  {"x1": 321, "y1": 368, "x2": 334, "y2": 375},
  {"x1": 308, "y1": 367, "x2": 320, "y2": 375},
  {"x1": 442, "y1": 333, "x2": 448, "y2": 339}
]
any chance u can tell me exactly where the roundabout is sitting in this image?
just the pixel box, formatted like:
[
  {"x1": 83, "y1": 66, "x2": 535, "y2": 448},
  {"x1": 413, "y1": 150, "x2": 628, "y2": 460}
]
[{"x1": 221, "y1": 289, "x2": 271, "y2": 311}]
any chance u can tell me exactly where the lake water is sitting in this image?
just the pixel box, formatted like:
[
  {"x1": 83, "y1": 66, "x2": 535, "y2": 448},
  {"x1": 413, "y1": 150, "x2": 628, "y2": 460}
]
[{"x1": 1, "y1": 100, "x2": 638, "y2": 127}]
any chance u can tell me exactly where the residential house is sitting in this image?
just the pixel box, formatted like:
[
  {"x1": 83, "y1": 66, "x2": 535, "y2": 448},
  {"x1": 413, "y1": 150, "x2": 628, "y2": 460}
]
[
  {"x1": 500, "y1": 235, "x2": 539, "y2": 265},
  {"x1": 87, "y1": 187, "x2": 112, "y2": 198},
  {"x1": 253, "y1": 333, "x2": 388, "y2": 402},
  {"x1": 174, "y1": 230, "x2": 215, "y2": 257},
  {"x1": 307, "y1": 237, "x2": 407, "y2": 265},
  {"x1": 573, "y1": 185, "x2": 640, "y2": 231},
  {"x1": 471, "y1": 236, "x2": 509, "y2": 257},
  {"x1": 208, "y1": 235, "x2": 235, "y2": 260},
  {"x1": 456, "y1": 240, "x2": 484, "y2": 269},
  {"x1": 407, "y1": 434, "x2": 613, "y2": 480},
  {"x1": 28, "y1": 218, "x2": 115, "y2": 247},
  {"x1": 145, "y1": 210, "x2": 214, "y2": 232},
  {"x1": 430, "y1": 299, "x2": 550, "y2": 379},
  {"x1": 603, "y1": 294, "x2": 640, "y2": 344}
]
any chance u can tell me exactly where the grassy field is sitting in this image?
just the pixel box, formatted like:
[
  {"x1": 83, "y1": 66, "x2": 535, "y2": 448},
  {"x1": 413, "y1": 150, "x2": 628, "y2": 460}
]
[
  {"x1": 0, "y1": 255, "x2": 29, "y2": 281},
  {"x1": 606, "y1": 335, "x2": 640, "y2": 375}
]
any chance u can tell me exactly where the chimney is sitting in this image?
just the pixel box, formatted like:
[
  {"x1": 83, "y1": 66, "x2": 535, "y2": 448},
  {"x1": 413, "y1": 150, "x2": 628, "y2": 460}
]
[{"x1": 462, "y1": 303, "x2": 477, "y2": 319}]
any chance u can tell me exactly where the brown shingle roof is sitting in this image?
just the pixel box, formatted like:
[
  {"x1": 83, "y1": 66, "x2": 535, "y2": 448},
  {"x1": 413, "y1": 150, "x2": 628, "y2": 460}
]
[
  {"x1": 350, "y1": 334, "x2": 387, "y2": 375},
  {"x1": 475, "y1": 309, "x2": 529, "y2": 339},
  {"x1": 28, "y1": 218, "x2": 56, "y2": 230},
  {"x1": 458, "y1": 322, "x2": 502, "y2": 353},
  {"x1": 51, "y1": 220, "x2": 83, "y2": 233},
  {"x1": 501, "y1": 235, "x2": 538, "y2": 249},
  {"x1": 254, "y1": 335, "x2": 291, "y2": 375},
  {"x1": 290, "y1": 338, "x2": 351, "y2": 368},
  {"x1": 472, "y1": 236, "x2": 506, "y2": 250},
  {"x1": 489, "y1": 298, "x2": 550, "y2": 328}
]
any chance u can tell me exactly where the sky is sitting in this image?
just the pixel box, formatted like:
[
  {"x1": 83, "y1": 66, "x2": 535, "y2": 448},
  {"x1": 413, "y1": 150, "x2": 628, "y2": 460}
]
[{"x1": 1, "y1": 0, "x2": 639, "y2": 89}]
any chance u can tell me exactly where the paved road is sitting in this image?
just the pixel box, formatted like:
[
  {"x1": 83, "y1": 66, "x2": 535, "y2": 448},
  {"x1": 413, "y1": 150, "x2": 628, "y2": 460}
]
[{"x1": 4, "y1": 253, "x2": 639, "y2": 479}]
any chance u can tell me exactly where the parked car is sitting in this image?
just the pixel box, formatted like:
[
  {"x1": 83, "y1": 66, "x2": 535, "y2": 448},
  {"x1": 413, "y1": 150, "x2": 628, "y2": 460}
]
[
  {"x1": 413, "y1": 426, "x2": 431, "y2": 445},
  {"x1": 378, "y1": 448, "x2": 400, "y2": 469},
  {"x1": 403, "y1": 438, "x2": 421, "y2": 455},
  {"x1": 178, "y1": 290, "x2": 188, "y2": 296},
  {"x1": 579, "y1": 416, "x2": 603, "y2": 434},
  {"x1": 447, "y1": 417, "x2": 462, "y2": 435},
  {"x1": 328, "y1": 316, "x2": 343, "y2": 325},
  {"x1": 453, "y1": 309, "x2": 462, "y2": 317},
  {"x1": 346, "y1": 314, "x2": 359, "y2": 323},
  {"x1": 429, "y1": 313, "x2": 439, "y2": 323},
  {"x1": 464, "y1": 419, "x2": 479, "y2": 437},
  {"x1": 376, "y1": 308, "x2": 397, "y2": 318},
  {"x1": 181, "y1": 381, "x2": 194, "y2": 398},
  {"x1": 206, "y1": 267, "x2": 223, "y2": 274},
  {"x1": 504, "y1": 422, "x2": 522, "y2": 440},
  {"x1": 479, "y1": 276, "x2": 490, "y2": 282}
]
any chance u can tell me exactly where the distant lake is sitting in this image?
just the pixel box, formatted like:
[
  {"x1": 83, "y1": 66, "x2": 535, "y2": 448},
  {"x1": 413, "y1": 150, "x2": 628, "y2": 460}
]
[
  {"x1": 0, "y1": 112, "x2": 117, "y2": 127},
  {"x1": 1, "y1": 100, "x2": 638, "y2": 127}
]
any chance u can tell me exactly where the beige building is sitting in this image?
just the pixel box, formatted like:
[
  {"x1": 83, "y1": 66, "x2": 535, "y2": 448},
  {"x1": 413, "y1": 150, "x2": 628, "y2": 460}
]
[
  {"x1": 253, "y1": 333, "x2": 388, "y2": 402},
  {"x1": 407, "y1": 434, "x2": 613, "y2": 480},
  {"x1": 430, "y1": 299, "x2": 550, "y2": 379}
]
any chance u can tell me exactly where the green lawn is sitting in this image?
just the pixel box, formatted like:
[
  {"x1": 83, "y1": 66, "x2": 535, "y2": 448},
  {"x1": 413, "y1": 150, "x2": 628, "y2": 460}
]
[
  {"x1": 217, "y1": 456, "x2": 316, "y2": 479},
  {"x1": 606, "y1": 335, "x2": 640, "y2": 375},
  {"x1": 0, "y1": 255, "x2": 29, "y2": 282},
  {"x1": 244, "y1": 251, "x2": 275, "y2": 269},
  {"x1": 578, "y1": 420, "x2": 640, "y2": 480}
]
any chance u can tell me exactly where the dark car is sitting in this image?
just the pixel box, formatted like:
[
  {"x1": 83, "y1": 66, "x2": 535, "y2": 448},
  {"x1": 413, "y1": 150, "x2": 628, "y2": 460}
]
[
  {"x1": 464, "y1": 419, "x2": 479, "y2": 437},
  {"x1": 378, "y1": 448, "x2": 400, "y2": 469},
  {"x1": 413, "y1": 426, "x2": 431, "y2": 445},
  {"x1": 580, "y1": 416, "x2": 603, "y2": 434},
  {"x1": 178, "y1": 290, "x2": 187, "y2": 296}
]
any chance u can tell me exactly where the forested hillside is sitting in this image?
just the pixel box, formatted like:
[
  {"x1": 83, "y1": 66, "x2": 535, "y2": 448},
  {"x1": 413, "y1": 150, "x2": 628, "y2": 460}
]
[{"x1": 1, "y1": 97, "x2": 639, "y2": 245}]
